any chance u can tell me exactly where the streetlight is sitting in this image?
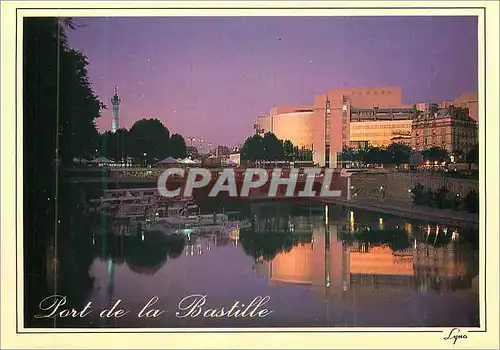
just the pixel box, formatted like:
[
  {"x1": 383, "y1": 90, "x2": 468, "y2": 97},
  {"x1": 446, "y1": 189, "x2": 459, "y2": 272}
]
[{"x1": 143, "y1": 152, "x2": 147, "y2": 166}]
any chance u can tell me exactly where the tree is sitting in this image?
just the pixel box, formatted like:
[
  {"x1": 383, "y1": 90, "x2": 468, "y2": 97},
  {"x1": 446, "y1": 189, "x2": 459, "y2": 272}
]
[
  {"x1": 59, "y1": 47, "x2": 104, "y2": 162},
  {"x1": 24, "y1": 18, "x2": 103, "y2": 166},
  {"x1": 410, "y1": 183, "x2": 426, "y2": 205},
  {"x1": 186, "y1": 146, "x2": 199, "y2": 159},
  {"x1": 453, "y1": 149, "x2": 465, "y2": 162},
  {"x1": 241, "y1": 132, "x2": 298, "y2": 162},
  {"x1": 169, "y1": 133, "x2": 187, "y2": 158},
  {"x1": 463, "y1": 189, "x2": 479, "y2": 213},
  {"x1": 128, "y1": 118, "x2": 170, "y2": 163},
  {"x1": 340, "y1": 146, "x2": 355, "y2": 163},
  {"x1": 239, "y1": 229, "x2": 303, "y2": 261},
  {"x1": 282, "y1": 140, "x2": 294, "y2": 161},
  {"x1": 294, "y1": 147, "x2": 313, "y2": 161},
  {"x1": 262, "y1": 132, "x2": 283, "y2": 161},
  {"x1": 363, "y1": 146, "x2": 391, "y2": 165},
  {"x1": 23, "y1": 17, "x2": 103, "y2": 324},
  {"x1": 386, "y1": 142, "x2": 412, "y2": 166},
  {"x1": 421, "y1": 146, "x2": 449, "y2": 162},
  {"x1": 466, "y1": 143, "x2": 479, "y2": 164},
  {"x1": 99, "y1": 128, "x2": 128, "y2": 161},
  {"x1": 241, "y1": 134, "x2": 264, "y2": 162},
  {"x1": 98, "y1": 126, "x2": 189, "y2": 163}
]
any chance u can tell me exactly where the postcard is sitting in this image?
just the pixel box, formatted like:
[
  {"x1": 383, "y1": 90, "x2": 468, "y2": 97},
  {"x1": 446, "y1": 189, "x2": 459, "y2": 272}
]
[{"x1": 1, "y1": 1, "x2": 498, "y2": 349}]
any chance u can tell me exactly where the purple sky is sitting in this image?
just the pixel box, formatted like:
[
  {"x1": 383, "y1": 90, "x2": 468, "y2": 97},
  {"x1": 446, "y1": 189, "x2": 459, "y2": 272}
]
[{"x1": 67, "y1": 16, "x2": 478, "y2": 147}]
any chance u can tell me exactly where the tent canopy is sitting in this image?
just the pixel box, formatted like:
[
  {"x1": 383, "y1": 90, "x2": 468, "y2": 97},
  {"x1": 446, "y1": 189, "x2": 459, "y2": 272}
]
[{"x1": 158, "y1": 156, "x2": 180, "y2": 164}]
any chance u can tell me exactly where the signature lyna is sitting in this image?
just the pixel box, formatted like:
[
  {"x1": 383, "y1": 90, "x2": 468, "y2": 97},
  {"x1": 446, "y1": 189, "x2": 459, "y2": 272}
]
[{"x1": 443, "y1": 328, "x2": 468, "y2": 344}]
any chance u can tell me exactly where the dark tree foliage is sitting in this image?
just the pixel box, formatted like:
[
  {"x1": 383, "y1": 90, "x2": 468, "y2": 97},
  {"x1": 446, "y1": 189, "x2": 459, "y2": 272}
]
[
  {"x1": 293, "y1": 146, "x2": 313, "y2": 161},
  {"x1": 282, "y1": 139, "x2": 295, "y2": 161},
  {"x1": 421, "y1": 146, "x2": 450, "y2": 162},
  {"x1": 340, "y1": 143, "x2": 411, "y2": 166},
  {"x1": 386, "y1": 142, "x2": 412, "y2": 166},
  {"x1": 467, "y1": 143, "x2": 479, "y2": 164},
  {"x1": 240, "y1": 132, "x2": 312, "y2": 162},
  {"x1": 126, "y1": 118, "x2": 170, "y2": 163},
  {"x1": 241, "y1": 134, "x2": 264, "y2": 162},
  {"x1": 186, "y1": 145, "x2": 199, "y2": 159},
  {"x1": 99, "y1": 128, "x2": 128, "y2": 161},
  {"x1": 463, "y1": 189, "x2": 479, "y2": 214},
  {"x1": 96, "y1": 124, "x2": 187, "y2": 163},
  {"x1": 239, "y1": 229, "x2": 304, "y2": 261},
  {"x1": 169, "y1": 133, "x2": 188, "y2": 159},
  {"x1": 23, "y1": 18, "x2": 103, "y2": 326}
]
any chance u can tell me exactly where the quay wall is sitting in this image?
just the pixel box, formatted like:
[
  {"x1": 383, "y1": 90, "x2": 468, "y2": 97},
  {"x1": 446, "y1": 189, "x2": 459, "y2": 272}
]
[
  {"x1": 69, "y1": 167, "x2": 479, "y2": 204},
  {"x1": 348, "y1": 171, "x2": 479, "y2": 203}
]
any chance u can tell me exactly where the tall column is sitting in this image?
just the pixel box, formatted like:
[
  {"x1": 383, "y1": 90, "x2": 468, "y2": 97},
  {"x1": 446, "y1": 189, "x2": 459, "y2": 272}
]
[{"x1": 111, "y1": 85, "x2": 121, "y2": 134}]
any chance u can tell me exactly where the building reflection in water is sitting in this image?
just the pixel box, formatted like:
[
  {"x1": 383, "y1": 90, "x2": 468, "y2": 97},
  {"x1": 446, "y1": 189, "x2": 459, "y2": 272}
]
[{"x1": 253, "y1": 208, "x2": 478, "y2": 299}]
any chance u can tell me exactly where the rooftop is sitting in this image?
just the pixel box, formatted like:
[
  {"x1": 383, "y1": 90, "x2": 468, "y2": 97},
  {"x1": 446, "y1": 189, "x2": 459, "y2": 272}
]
[{"x1": 413, "y1": 106, "x2": 477, "y2": 123}]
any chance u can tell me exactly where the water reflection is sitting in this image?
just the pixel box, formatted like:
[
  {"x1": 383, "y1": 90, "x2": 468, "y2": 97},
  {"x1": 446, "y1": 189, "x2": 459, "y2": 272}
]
[
  {"x1": 248, "y1": 208, "x2": 478, "y2": 295},
  {"x1": 30, "y1": 196, "x2": 479, "y2": 328},
  {"x1": 93, "y1": 232, "x2": 186, "y2": 276}
]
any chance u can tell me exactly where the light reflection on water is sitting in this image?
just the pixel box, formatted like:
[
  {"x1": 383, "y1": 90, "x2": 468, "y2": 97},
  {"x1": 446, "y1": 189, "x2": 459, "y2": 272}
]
[
  {"x1": 36, "y1": 196, "x2": 478, "y2": 329},
  {"x1": 67, "y1": 202, "x2": 479, "y2": 328}
]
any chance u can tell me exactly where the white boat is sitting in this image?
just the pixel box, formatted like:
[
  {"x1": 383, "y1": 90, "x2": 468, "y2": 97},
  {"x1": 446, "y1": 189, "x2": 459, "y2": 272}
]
[
  {"x1": 146, "y1": 218, "x2": 241, "y2": 237},
  {"x1": 146, "y1": 222, "x2": 226, "y2": 236},
  {"x1": 157, "y1": 202, "x2": 199, "y2": 217},
  {"x1": 89, "y1": 195, "x2": 141, "y2": 212},
  {"x1": 89, "y1": 187, "x2": 196, "y2": 217},
  {"x1": 156, "y1": 213, "x2": 229, "y2": 227},
  {"x1": 114, "y1": 201, "x2": 150, "y2": 218}
]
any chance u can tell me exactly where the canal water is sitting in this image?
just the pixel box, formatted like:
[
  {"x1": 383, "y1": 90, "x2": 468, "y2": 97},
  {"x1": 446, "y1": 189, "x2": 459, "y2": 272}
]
[{"x1": 30, "y1": 189, "x2": 480, "y2": 328}]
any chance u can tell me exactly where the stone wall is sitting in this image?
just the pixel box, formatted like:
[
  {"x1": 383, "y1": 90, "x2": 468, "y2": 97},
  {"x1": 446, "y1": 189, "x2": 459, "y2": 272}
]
[{"x1": 348, "y1": 171, "x2": 479, "y2": 203}]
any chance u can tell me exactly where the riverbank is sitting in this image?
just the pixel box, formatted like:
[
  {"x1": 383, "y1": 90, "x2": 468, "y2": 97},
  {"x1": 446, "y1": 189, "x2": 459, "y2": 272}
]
[
  {"x1": 64, "y1": 172, "x2": 479, "y2": 229},
  {"x1": 319, "y1": 196, "x2": 479, "y2": 229}
]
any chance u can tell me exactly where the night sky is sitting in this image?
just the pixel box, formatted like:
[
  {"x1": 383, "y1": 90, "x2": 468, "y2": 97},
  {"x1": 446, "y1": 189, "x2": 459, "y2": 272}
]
[{"x1": 67, "y1": 16, "x2": 478, "y2": 147}]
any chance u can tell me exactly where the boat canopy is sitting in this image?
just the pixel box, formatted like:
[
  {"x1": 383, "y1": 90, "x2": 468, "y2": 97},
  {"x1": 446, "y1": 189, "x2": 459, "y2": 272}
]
[{"x1": 91, "y1": 156, "x2": 115, "y2": 163}]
